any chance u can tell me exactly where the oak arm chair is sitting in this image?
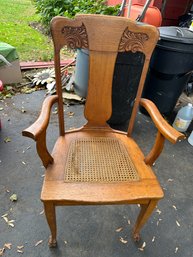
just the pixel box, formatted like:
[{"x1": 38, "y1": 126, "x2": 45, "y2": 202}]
[{"x1": 22, "y1": 14, "x2": 184, "y2": 247}]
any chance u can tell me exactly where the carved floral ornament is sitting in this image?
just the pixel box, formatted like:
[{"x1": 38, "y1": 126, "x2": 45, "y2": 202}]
[
  {"x1": 119, "y1": 28, "x2": 149, "y2": 53},
  {"x1": 61, "y1": 23, "x2": 149, "y2": 53},
  {"x1": 61, "y1": 23, "x2": 89, "y2": 49}
]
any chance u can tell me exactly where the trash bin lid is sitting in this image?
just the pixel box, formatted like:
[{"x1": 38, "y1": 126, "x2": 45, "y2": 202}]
[{"x1": 159, "y1": 27, "x2": 193, "y2": 44}]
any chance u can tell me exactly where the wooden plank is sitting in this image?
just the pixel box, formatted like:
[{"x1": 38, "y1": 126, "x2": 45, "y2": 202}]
[{"x1": 20, "y1": 60, "x2": 74, "y2": 70}]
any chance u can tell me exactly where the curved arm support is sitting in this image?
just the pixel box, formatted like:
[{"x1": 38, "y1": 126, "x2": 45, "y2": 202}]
[
  {"x1": 144, "y1": 131, "x2": 165, "y2": 166},
  {"x1": 36, "y1": 131, "x2": 54, "y2": 168},
  {"x1": 140, "y1": 98, "x2": 185, "y2": 144},
  {"x1": 22, "y1": 95, "x2": 59, "y2": 140},
  {"x1": 22, "y1": 95, "x2": 59, "y2": 168}
]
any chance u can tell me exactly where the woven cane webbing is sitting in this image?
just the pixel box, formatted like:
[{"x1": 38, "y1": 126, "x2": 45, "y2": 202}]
[{"x1": 64, "y1": 137, "x2": 139, "y2": 182}]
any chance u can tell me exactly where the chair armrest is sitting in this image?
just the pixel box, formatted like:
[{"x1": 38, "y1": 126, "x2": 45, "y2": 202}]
[
  {"x1": 22, "y1": 95, "x2": 58, "y2": 140},
  {"x1": 139, "y1": 98, "x2": 185, "y2": 166},
  {"x1": 140, "y1": 98, "x2": 185, "y2": 144},
  {"x1": 22, "y1": 95, "x2": 59, "y2": 168}
]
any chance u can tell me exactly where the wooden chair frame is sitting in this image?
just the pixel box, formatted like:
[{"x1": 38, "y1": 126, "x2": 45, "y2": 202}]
[{"x1": 22, "y1": 15, "x2": 184, "y2": 248}]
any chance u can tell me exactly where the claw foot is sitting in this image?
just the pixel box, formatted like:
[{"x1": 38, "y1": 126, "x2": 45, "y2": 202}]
[{"x1": 48, "y1": 236, "x2": 57, "y2": 248}]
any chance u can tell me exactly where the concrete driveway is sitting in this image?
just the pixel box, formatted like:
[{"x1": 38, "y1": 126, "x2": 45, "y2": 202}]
[{"x1": 0, "y1": 90, "x2": 192, "y2": 256}]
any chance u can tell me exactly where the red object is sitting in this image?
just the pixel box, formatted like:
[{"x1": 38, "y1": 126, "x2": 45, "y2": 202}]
[
  {"x1": 107, "y1": 0, "x2": 122, "y2": 5},
  {"x1": 0, "y1": 80, "x2": 2, "y2": 131},
  {"x1": 124, "y1": 4, "x2": 162, "y2": 27},
  {"x1": 129, "y1": 0, "x2": 154, "y2": 6},
  {"x1": 0, "y1": 80, "x2": 3, "y2": 91},
  {"x1": 107, "y1": 0, "x2": 162, "y2": 27},
  {"x1": 161, "y1": 0, "x2": 193, "y2": 26},
  {"x1": 153, "y1": 0, "x2": 162, "y2": 9},
  {"x1": 107, "y1": 0, "x2": 193, "y2": 27},
  {"x1": 107, "y1": 0, "x2": 156, "y2": 7},
  {"x1": 107, "y1": 0, "x2": 154, "y2": 6}
]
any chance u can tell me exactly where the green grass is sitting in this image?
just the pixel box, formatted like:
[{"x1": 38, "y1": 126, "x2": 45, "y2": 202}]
[{"x1": 0, "y1": 0, "x2": 53, "y2": 61}]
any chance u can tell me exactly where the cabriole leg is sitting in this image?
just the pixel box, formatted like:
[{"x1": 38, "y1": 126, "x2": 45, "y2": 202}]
[
  {"x1": 132, "y1": 200, "x2": 158, "y2": 242},
  {"x1": 44, "y1": 202, "x2": 57, "y2": 247}
]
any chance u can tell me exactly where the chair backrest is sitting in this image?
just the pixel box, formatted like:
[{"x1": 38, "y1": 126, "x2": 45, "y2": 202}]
[{"x1": 51, "y1": 14, "x2": 159, "y2": 135}]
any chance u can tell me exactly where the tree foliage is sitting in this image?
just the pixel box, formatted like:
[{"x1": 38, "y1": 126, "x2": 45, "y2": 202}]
[{"x1": 34, "y1": 0, "x2": 120, "y2": 27}]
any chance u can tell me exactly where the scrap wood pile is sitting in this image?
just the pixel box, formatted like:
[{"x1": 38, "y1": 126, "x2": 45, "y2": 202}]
[
  {"x1": 0, "y1": 59, "x2": 85, "y2": 105},
  {"x1": 24, "y1": 59, "x2": 85, "y2": 105}
]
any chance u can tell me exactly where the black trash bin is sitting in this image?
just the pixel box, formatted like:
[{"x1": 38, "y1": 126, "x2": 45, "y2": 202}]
[
  {"x1": 108, "y1": 51, "x2": 145, "y2": 125},
  {"x1": 142, "y1": 27, "x2": 193, "y2": 116}
]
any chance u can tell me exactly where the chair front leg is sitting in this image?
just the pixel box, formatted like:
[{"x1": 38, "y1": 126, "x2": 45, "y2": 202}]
[
  {"x1": 132, "y1": 200, "x2": 158, "y2": 242},
  {"x1": 44, "y1": 202, "x2": 57, "y2": 247}
]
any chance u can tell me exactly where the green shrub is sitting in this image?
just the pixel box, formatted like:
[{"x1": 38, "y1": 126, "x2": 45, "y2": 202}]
[{"x1": 33, "y1": 0, "x2": 120, "y2": 28}]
